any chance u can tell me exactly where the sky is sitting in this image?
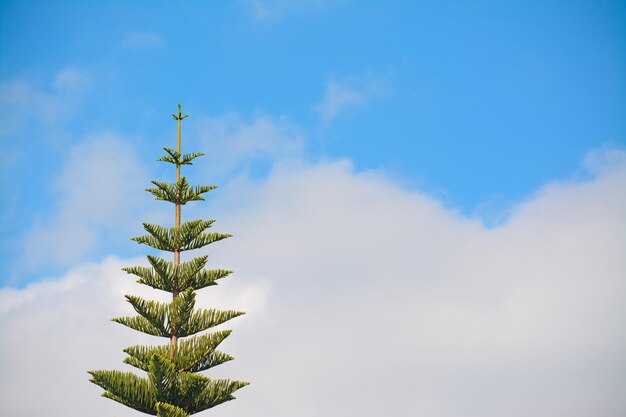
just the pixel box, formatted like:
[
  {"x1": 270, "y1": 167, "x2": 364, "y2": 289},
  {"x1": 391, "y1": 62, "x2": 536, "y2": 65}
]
[{"x1": 0, "y1": 1, "x2": 625, "y2": 416}]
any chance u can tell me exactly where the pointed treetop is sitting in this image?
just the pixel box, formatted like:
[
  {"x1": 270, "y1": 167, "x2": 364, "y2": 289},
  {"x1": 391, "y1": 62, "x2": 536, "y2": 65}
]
[
  {"x1": 89, "y1": 103, "x2": 248, "y2": 415},
  {"x1": 172, "y1": 103, "x2": 190, "y2": 121}
]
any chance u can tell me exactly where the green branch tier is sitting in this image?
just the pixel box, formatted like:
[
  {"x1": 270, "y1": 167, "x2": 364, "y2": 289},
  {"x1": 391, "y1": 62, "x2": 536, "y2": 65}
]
[{"x1": 89, "y1": 104, "x2": 248, "y2": 417}]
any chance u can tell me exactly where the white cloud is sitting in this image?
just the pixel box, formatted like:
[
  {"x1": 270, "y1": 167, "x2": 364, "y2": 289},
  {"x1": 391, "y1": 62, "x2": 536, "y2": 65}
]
[
  {"x1": 123, "y1": 31, "x2": 164, "y2": 48},
  {"x1": 314, "y1": 76, "x2": 388, "y2": 123},
  {"x1": 2, "y1": 148, "x2": 625, "y2": 416},
  {"x1": 17, "y1": 133, "x2": 151, "y2": 276},
  {"x1": 0, "y1": 255, "x2": 266, "y2": 417}
]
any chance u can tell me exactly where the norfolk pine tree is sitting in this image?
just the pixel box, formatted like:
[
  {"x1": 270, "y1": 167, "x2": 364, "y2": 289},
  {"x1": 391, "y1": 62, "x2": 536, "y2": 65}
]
[{"x1": 89, "y1": 105, "x2": 248, "y2": 417}]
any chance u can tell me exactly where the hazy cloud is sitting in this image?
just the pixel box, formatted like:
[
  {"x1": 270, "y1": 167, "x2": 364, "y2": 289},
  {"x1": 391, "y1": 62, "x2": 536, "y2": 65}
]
[
  {"x1": 2, "y1": 148, "x2": 625, "y2": 417},
  {"x1": 0, "y1": 67, "x2": 92, "y2": 135},
  {"x1": 12, "y1": 111, "x2": 303, "y2": 282},
  {"x1": 193, "y1": 112, "x2": 305, "y2": 179},
  {"x1": 17, "y1": 134, "x2": 150, "y2": 276}
]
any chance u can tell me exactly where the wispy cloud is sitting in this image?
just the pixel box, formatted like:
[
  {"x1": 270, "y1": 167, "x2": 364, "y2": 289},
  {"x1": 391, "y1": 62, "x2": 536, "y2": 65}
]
[
  {"x1": 2, "y1": 148, "x2": 625, "y2": 416},
  {"x1": 314, "y1": 76, "x2": 388, "y2": 124},
  {"x1": 123, "y1": 31, "x2": 163, "y2": 48},
  {"x1": 241, "y1": 0, "x2": 331, "y2": 20},
  {"x1": 53, "y1": 67, "x2": 91, "y2": 90}
]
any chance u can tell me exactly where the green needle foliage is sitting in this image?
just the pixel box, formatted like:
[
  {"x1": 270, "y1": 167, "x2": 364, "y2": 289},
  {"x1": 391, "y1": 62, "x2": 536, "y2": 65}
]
[{"x1": 89, "y1": 104, "x2": 248, "y2": 417}]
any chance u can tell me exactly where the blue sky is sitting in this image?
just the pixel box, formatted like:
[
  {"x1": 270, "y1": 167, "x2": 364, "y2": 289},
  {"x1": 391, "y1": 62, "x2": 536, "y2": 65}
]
[
  {"x1": 2, "y1": 1, "x2": 624, "y2": 285},
  {"x1": 3, "y1": 1, "x2": 625, "y2": 286},
  {"x1": 1, "y1": 2, "x2": 626, "y2": 416}
]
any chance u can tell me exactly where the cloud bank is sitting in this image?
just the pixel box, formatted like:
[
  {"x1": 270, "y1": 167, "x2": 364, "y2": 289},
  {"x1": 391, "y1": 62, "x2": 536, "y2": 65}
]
[{"x1": 2, "y1": 149, "x2": 625, "y2": 417}]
